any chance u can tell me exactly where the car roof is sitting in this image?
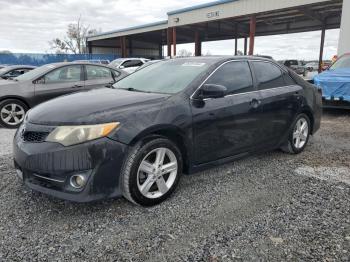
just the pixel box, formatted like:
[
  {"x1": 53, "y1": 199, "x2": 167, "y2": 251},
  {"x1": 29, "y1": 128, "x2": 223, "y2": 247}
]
[{"x1": 1, "y1": 65, "x2": 37, "y2": 70}]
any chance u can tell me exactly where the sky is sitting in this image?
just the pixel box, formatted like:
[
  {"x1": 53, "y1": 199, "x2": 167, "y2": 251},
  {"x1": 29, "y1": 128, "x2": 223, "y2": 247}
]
[{"x1": 0, "y1": 0, "x2": 340, "y2": 60}]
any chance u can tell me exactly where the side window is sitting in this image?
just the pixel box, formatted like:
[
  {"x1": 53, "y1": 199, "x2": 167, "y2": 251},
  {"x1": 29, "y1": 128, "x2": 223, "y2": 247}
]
[
  {"x1": 44, "y1": 66, "x2": 81, "y2": 84},
  {"x1": 122, "y1": 60, "x2": 143, "y2": 68},
  {"x1": 205, "y1": 61, "x2": 254, "y2": 95},
  {"x1": 252, "y1": 62, "x2": 285, "y2": 90},
  {"x1": 86, "y1": 65, "x2": 114, "y2": 80}
]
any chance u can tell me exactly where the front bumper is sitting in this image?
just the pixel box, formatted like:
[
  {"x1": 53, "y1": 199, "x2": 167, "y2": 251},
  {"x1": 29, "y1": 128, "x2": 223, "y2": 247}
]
[{"x1": 13, "y1": 122, "x2": 128, "y2": 202}]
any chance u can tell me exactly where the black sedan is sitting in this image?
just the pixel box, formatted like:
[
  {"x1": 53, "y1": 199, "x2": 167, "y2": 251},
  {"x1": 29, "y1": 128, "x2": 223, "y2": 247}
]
[
  {"x1": 13, "y1": 57, "x2": 322, "y2": 206},
  {"x1": 0, "y1": 62, "x2": 127, "y2": 128},
  {"x1": 0, "y1": 65, "x2": 36, "y2": 80}
]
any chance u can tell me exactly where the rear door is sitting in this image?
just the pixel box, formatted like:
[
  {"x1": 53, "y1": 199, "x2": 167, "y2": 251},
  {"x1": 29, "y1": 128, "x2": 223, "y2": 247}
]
[
  {"x1": 84, "y1": 65, "x2": 119, "y2": 90},
  {"x1": 192, "y1": 60, "x2": 262, "y2": 164},
  {"x1": 33, "y1": 65, "x2": 84, "y2": 105},
  {"x1": 250, "y1": 60, "x2": 302, "y2": 148}
]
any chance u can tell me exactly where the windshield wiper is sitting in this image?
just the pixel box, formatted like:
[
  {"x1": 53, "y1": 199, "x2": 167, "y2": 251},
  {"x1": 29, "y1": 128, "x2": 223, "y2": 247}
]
[{"x1": 118, "y1": 87, "x2": 151, "y2": 93}]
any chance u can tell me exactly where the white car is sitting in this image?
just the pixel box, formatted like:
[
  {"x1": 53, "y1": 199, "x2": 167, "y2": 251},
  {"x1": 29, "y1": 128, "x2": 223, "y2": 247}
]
[
  {"x1": 305, "y1": 62, "x2": 319, "y2": 72},
  {"x1": 109, "y1": 58, "x2": 149, "y2": 73}
]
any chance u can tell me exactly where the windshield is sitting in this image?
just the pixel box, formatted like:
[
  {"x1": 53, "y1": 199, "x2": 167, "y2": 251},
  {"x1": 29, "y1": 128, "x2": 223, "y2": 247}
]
[
  {"x1": 15, "y1": 64, "x2": 54, "y2": 81},
  {"x1": 330, "y1": 55, "x2": 350, "y2": 70},
  {"x1": 113, "y1": 59, "x2": 210, "y2": 94}
]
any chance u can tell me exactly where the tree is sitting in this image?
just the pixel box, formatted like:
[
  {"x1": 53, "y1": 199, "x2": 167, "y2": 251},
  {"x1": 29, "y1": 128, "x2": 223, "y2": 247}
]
[{"x1": 49, "y1": 16, "x2": 100, "y2": 54}]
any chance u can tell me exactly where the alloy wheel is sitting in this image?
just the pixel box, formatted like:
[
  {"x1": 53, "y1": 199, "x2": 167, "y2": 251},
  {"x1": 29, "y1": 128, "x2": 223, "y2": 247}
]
[
  {"x1": 137, "y1": 147, "x2": 178, "y2": 199},
  {"x1": 0, "y1": 103, "x2": 25, "y2": 126},
  {"x1": 293, "y1": 117, "x2": 309, "y2": 149}
]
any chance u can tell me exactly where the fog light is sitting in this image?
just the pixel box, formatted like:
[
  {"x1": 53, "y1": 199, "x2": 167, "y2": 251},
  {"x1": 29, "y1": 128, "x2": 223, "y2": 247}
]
[{"x1": 70, "y1": 175, "x2": 87, "y2": 189}]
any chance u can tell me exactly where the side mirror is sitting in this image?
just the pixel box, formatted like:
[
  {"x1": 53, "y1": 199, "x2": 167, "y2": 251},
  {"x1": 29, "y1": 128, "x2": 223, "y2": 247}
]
[
  {"x1": 197, "y1": 84, "x2": 227, "y2": 99},
  {"x1": 33, "y1": 77, "x2": 45, "y2": 84},
  {"x1": 119, "y1": 65, "x2": 125, "y2": 69}
]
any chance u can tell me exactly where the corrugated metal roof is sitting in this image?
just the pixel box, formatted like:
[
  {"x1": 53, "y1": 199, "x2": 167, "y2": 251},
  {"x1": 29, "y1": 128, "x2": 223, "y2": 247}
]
[
  {"x1": 87, "y1": 20, "x2": 168, "y2": 39},
  {"x1": 167, "y1": 0, "x2": 238, "y2": 15}
]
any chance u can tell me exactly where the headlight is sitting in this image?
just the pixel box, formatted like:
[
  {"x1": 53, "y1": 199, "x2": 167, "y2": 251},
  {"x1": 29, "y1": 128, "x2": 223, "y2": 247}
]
[{"x1": 46, "y1": 122, "x2": 119, "y2": 146}]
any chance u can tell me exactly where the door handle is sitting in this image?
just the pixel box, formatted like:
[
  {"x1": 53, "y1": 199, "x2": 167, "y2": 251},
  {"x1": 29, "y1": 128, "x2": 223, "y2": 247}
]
[
  {"x1": 71, "y1": 84, "x2": 83, "y2": 88},
  {"x1": 250, "y1": 98, "x2": 261, "y2": 109}
]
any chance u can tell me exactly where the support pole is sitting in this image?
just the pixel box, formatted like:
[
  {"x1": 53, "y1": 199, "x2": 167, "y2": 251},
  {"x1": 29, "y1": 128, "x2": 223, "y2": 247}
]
[
  {"x1": 128, "y1": 38, "x2": 133, "y2": 57},
  {"x1": 87, "y1": 42, "x2": 92, "y2": 54},
  {"x1": 167, "y1": 28, "x2": 172, "y2": 57},
  {"x1": 172, "y1": 27, "x2": 177, "y2": 57},
  {"x1": 244, "y1": 37, "x2": 248, "y2": 55},
  {"x1": 120, "y1": 36, "x2": 127, "y2": 58},
  {"x1": 195, "y1": 31, "x2": 202, "y2": 56},
  {"x1": 249, "y1": 16, "x2": 256, "y2": 55},
  {"x1": 318, "y1": 22, "x2": 326, "y2": 73}
]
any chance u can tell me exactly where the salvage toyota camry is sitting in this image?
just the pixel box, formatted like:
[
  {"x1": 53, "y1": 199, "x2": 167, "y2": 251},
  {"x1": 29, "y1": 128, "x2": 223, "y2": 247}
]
[{"x1": 13, "y1": 57, "x2": 322, "y2": 206}]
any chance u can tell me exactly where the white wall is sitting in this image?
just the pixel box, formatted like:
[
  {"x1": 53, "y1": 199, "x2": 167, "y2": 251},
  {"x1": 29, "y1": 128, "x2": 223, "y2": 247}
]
[{"x1": 338, "y1": 0, "x2": 350, "y2": 56}]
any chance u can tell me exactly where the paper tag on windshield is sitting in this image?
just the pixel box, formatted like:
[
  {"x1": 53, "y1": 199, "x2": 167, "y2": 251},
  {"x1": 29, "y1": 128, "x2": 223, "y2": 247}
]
[{"x1": 182, "y1": 62, "x2": 206, "y2": 67}]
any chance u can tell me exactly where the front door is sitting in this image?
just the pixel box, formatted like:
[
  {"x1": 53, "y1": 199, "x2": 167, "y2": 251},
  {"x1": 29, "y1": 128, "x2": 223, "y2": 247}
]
[
  {"x1": 34, "y1": 65, "x2": 84, "y2": 105},
  {"x1": 191, "y1": 61, "x2": 262, "y2": 165}
]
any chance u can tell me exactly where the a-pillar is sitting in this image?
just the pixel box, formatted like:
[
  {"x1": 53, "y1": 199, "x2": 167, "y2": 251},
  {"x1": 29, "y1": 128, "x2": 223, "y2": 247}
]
[
  {"x1": 338, "y1": 0, "x2": 350, "y2": 56},
  {"x1": 249, "y1": 16, "x2": 256, "y2": 56},
  {"x1": 195, "y1": 31, "x2": 202, "y2": 56},
  {"x1": 234, "y1": 24, "x2": 238, "y2": 55}
]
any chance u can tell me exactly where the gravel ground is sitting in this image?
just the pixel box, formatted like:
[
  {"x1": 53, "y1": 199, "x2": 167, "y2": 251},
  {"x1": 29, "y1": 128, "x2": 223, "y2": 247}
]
[{"x1": 0, "y1": 110, "x2": 349, "y2": 261}]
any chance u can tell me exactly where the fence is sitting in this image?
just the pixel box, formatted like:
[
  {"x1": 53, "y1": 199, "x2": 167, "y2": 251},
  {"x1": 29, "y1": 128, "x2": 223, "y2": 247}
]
[{"x1": 0, "y1": 53, "x2": 119, "y2": 66}]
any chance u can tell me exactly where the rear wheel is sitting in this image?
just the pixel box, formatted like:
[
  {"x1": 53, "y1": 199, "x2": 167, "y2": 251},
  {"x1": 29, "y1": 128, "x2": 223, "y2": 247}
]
[
  {"x1": 0, "y1": 99, "x2": 28, "y2": 128},
  {"x1": 122, "y1": 137, "x2": 182, "y2": 206},
  {"x1": 281, "y1": 114, "x2": 311, "y2": 154}
]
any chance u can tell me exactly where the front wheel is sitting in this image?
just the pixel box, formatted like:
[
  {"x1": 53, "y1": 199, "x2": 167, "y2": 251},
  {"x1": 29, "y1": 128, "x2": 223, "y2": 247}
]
[
  {"x1": 281, "y1": 114, "x2": 311, "y2": 154},
  {"x1": 0, "y1": 99, "x2": 28, "y2": 128},
  {"x1": 121, "y1": 137, "x2": 182, "y2": 206}
]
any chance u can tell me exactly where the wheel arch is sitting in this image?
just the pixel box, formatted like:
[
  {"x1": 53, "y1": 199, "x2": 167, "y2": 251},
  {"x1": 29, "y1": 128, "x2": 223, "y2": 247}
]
[
  {"x1": 300, "y1": 106, "x2": 315, "y2": 134},
  {"x1": 129, "y1": 125, "x2": 191, "y2": 174},
  {"x1": 0, "y1": 96, "x2": 31, "y2": 109}
]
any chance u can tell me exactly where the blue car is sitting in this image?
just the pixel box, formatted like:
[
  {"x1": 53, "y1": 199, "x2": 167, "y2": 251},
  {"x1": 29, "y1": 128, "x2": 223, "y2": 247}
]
[{"x1": 314, "y1": 53, "x2": 350, "y2": 109}]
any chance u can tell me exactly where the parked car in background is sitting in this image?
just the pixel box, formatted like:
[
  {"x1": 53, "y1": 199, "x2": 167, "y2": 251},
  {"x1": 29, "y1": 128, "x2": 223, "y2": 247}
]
[
  {"x1": 321, "y1": 60, "x2": 332, "y2": 71},
  {"x1": 13, "y1": 57, "x2": 321, "y2": 206},
  {"x1": 109, "y1": 58, "x2": 149, "y2": 73},
  {"x1": 0, "y1": 65, "x2": 36, "y2": 80},
  {"x1": 0, "y1": 64, "x2": 11, "y2": 69},
  {"x1": 0, "y1": 62, "x2": 127, "y2": 128},
  {"x1": 305, "y1": 62, "x2": 319, "y2": 72},
  {"x1": 281, "y1": 60, "x2": 307, "y2": 76},
  {"x1": 73, "y1": 59, "x2": 110, "y2": 65},
  {"x1": 314, "y1": 53, "x2": 350, "y2": 109},
  {"x1": 134, "y1": 60, "x2": 162, "y2": 72}
]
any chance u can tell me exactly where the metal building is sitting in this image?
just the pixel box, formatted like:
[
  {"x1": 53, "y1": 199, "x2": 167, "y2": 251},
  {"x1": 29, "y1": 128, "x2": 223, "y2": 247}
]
[{"x1": 86, "y1": 0, "x2": 349, "y2": 69}]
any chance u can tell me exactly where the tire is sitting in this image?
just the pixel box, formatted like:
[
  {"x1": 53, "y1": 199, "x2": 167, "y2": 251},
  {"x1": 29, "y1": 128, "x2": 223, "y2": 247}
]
[
  {"x1": 281, "y1": 114, "x2": 311, "y2": 154},
  {"x1": 121, "y1": 137, "x2": 183, "y2": 206},
  {"x1": 0, "y1": 99, "x2": 28, "y2": 128}
]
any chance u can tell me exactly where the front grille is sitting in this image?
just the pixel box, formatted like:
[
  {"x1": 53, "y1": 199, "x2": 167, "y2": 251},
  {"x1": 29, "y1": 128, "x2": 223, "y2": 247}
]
[{"x1": 22, "y1": 131, "x2": 49, "y2": 143}]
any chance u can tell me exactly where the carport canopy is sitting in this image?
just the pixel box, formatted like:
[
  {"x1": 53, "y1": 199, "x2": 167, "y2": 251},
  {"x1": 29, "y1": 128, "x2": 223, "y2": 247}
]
[{"x1": 87, "y1": 0, "x2": 345, "y2": 71}]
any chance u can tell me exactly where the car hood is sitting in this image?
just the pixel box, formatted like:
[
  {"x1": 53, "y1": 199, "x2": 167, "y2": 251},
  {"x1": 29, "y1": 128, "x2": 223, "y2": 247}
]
[
  {"x1": 313, "y1": 68, "x2": 350, "y2": 101},
  {"x1": 27, "y1": 88, "x2": 171, "y2": 125},
  {"x1": 0, "y1": 79, "x2": 23, "y2": 92}
]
